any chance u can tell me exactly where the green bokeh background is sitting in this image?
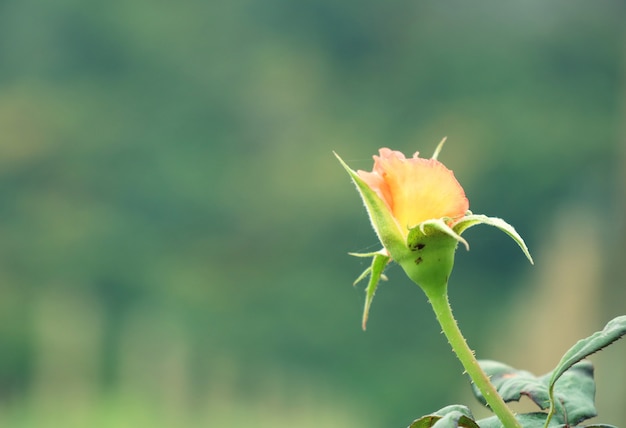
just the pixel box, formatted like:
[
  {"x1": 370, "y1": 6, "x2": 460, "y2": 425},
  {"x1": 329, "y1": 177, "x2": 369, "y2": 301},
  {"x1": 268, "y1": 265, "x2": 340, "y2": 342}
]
[{"x1": 1, "y1": 1, "x2": 625, "y2": 427}]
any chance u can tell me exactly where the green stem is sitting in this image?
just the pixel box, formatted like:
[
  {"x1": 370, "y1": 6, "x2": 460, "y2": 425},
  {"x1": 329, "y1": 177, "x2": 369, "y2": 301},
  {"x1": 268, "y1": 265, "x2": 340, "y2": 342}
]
[{"x1": 425, "y1": 287, "x2": 522, "y2": 428}]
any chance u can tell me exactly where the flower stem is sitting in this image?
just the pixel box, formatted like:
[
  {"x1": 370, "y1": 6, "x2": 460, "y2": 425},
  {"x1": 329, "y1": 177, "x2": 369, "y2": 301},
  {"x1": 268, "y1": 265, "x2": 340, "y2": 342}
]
[{"x1": 424, "y1": 287, "x2": 522, "y2": 428}]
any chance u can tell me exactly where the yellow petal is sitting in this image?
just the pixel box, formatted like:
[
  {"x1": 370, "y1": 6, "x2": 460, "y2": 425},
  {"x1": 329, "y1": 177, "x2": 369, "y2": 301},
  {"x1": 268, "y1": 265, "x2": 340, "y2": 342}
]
[{"x1": 358, "y1": 148, "x2": 468, "y2": 236}]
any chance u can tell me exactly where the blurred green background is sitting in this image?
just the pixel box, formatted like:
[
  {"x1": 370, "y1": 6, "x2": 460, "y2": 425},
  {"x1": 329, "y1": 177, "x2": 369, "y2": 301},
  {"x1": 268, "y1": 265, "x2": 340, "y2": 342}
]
[{"x1": 1, "y1": 0, "x2": 625, "y2": 427}]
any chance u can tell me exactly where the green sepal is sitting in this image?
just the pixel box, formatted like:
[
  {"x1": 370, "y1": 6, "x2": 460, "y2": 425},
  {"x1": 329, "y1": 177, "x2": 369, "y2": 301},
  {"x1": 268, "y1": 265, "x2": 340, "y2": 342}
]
[
  {"x1": 398, "y1": 220, "x2": 463, "y2": 294},
  {"x1": 453, "y1": 214, "x2": 533, "y2": 264},
  {"x1": 349, "y1": 249, "x2": 388, "y2": 258},
  {"x1": 334, "y1": 152, "x2": 408, "y2": 261},
  {"x1": 351, "y1": 252, "x2": 390, "y2": 330}
]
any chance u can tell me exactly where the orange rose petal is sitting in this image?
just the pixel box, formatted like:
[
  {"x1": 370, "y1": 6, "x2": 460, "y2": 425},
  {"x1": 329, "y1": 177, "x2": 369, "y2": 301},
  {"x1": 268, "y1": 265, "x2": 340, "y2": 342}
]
[{"x1": 357, "y1": 148, "x2": 468, "y2": 236}]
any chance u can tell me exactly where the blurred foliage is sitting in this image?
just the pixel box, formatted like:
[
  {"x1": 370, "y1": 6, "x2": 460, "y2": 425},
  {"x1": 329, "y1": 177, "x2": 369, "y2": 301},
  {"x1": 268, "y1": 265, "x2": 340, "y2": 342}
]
[{"x1": 0, "y1": 0, "x2": 625, "y2": 427}]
